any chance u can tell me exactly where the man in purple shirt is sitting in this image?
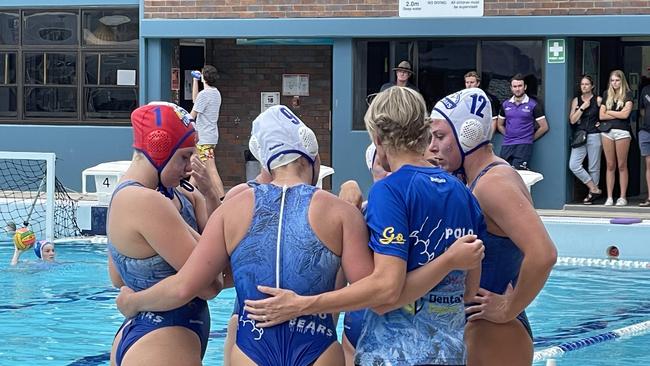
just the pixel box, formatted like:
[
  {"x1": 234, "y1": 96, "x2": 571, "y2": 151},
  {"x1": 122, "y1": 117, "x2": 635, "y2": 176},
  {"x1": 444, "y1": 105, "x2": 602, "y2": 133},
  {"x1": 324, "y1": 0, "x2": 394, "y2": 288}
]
[{"x1": 497, "y1": 74, "x2": 549, "y2": 170}]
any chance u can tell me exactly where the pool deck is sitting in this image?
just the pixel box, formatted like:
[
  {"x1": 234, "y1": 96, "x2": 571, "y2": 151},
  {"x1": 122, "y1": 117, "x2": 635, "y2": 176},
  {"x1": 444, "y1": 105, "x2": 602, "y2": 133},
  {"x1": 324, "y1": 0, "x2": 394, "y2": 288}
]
[{"x1": 540, "y1": 203, "x2": 650, "y2": 220}]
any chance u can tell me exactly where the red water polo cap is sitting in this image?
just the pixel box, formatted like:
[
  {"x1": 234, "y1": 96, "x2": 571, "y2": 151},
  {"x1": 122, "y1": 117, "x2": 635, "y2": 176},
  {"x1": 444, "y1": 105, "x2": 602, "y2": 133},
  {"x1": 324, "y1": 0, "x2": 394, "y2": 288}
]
[{"x1": 131, "y1": 102, "x2": 196, "y2": 170}]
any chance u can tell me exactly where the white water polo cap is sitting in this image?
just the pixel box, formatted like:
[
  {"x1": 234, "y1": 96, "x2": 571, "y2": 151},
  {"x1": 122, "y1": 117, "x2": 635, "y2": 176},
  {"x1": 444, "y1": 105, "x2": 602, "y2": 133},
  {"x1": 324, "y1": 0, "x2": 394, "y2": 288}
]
[
  {"x1": 365, "y1": 143, "x2": 377, "y2": 171},
  {"x1": 250, "y1": 105, "x2": 318, "y2": 171},
  {"x1": 431, "y1": 88, "x2": 494, "y2": 155}
]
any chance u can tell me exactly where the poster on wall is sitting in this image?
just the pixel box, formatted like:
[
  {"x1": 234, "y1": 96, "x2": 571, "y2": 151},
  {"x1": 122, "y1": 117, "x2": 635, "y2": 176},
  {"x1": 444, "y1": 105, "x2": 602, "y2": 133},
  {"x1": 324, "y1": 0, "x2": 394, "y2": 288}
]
[
  {"x1": 582, "y1": 41, "x2": 600, "y2": 94},
  {"x1": 282, "y1": 74, "x2": 309, "y2": 96},
  {"x1": 184, "y1": 70, "x2": 193, "y2": 100}
]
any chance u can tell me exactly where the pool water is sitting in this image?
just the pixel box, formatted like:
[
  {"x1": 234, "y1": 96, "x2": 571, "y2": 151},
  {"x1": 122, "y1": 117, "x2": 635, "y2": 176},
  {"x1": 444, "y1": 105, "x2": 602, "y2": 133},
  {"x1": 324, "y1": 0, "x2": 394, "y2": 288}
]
[
  {"x1": 0, "y1": 241, "x2": 237, "y2": 365},
  {"x1": 1, "y1": 240, "x2": 649, "y2": 365},
  {"x1": 529, "y1": 265, "x2": 650, "y2": 365}
]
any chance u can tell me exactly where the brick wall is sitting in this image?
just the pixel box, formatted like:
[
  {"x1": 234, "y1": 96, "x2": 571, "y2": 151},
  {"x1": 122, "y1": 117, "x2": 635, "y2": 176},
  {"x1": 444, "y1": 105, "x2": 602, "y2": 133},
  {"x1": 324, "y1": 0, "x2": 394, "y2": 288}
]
[
  {"x1": 484, "y1": 0, "x2": 650, "y2": 16},
  {"x1": 145, "y1": 0, "x2": 646, "y2": 18},
  {"x1": 144, "y1": 0, "x2": 397, "y2": 19},
  {"x1": 203, "y1": 39, "x2": 332, "y2": 189}
]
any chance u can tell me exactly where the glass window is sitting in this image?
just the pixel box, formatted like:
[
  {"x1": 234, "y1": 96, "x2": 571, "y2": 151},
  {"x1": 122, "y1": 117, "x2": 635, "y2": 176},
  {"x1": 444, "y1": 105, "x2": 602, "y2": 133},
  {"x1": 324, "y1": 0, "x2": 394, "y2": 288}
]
[
  {"x1": 0, "y1": 87, "x2": 17, "y2": 115},
  {"x1": 481, "y1": 40, "x2": 544, "y2": 105},
  {"x1": 0, "y1": 12, "x2": 19, "y2": 45},
  {"x1": 23, "y1": 10, "x2": 79, "y2": 46},
  {"x1": 418, "y1": 40, "x2": 477, "y2": 111},
  {"x1": 85, "y1": 88, "x2": 137, "y2": 119},
  {"x1": 82, "y1": 9, "x2": 138, "y2": 46},
  {"x1": 24, "y1": 87, "x2": 77, "y2": 117},
  {"x1": 25, "y1": 53, "x2": 77, "y2": 85},
  {"x1": 85, "y1": 53, "x2": 137, "y2": 85},
  {"x1": 0, "y1": 7, "x2": 138, "y2": 123},
  {"x1": 0, "y1": 53, "x2": 17, "y2": 84}
]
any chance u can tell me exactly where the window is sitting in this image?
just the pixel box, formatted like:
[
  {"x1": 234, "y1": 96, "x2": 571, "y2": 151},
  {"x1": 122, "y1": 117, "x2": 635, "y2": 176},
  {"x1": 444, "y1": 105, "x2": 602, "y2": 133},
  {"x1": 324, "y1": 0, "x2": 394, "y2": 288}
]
[
  {"x1": 0, "y1": 12, "x2": 19, "y2": 45},
  {"x1": 0, "y1": 7, "x2": 138, "y2": 124},
  {"x1": 84, "y1": 53, "x2": 138, "y2": 118},
  {"x1": 23, "y1": 11, "x2": 78, "y2": 45},
  {"x1": 0, "y1": 52, "x2": 17, "y2": 115},
  {"x1": 352, "y1": 39, "x2": 544, "y2": 130},
  {"x1": 418, "y1": 40, "x2": 477, "y2": 111},
  {"x1": 83, "y1": 9, "x2": 138, "y2": 46},
  {"x1": 481, "y1": 40, "x2": 544, "y2": 104}
]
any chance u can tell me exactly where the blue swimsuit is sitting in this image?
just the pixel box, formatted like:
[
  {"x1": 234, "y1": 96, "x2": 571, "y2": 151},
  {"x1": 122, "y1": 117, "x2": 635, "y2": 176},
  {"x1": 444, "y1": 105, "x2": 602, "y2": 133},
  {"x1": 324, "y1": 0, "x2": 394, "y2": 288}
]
[
  {"x1": 231, "y1": 184, "x2": 341, "y2": 366},
  {"x1": 108, "y1": 180, "x2": 210, "y2": 366},
  {"x1": 468, "y1": 162, "x2": 532, "y2": 339}
]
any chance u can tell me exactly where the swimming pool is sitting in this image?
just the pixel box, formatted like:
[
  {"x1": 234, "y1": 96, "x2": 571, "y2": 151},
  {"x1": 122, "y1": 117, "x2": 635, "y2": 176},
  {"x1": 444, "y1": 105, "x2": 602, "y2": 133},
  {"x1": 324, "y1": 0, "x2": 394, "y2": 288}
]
[{"x1": 1, "y1": 217, "x2": 648, "y2": 366}]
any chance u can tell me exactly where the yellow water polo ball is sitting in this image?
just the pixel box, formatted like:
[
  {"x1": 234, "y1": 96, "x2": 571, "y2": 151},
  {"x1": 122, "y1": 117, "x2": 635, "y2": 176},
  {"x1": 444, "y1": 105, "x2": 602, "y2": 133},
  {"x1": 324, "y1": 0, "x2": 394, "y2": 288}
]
[{"x1": 13, "y1": 227, "x2": 36, "y2": 250}]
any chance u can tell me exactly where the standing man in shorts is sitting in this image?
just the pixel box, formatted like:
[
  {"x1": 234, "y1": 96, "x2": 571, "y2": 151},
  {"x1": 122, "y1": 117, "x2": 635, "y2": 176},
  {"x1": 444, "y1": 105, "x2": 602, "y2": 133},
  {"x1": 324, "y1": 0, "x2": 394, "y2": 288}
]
[
  {"x1": 638, "y1": 83, "x2": 650, "y2": 207},
  {"x1": 497, "y1": 74, "x2": 549, "y2": 170},
  {"x1": 191, "y1": 64, "x2": 224, "y2": 197}
]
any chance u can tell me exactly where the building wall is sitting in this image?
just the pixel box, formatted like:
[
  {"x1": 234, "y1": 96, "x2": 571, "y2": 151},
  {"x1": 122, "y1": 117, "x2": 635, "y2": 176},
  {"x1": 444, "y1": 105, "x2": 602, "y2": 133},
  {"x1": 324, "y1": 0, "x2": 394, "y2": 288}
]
[
  {"x1": 144, "y1": 0, "x2": 645, "y2": 19},
  {"x1": 203, "y1": 39, "x2": 332, "y2": 188}
]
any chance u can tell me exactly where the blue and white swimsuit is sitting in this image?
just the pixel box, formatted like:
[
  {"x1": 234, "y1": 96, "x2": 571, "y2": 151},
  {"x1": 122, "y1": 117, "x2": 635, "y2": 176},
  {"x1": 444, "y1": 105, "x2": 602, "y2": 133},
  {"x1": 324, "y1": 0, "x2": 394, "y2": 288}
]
[
  {"x1": 355, "y1": 165, "x2": 485, "y2": 366},
  {"x1": 108, "y1": 180, "x2": 210, "y2": 366},
  {"x1": 231, "y1": 184, "x2": 341, "y2": 366}
]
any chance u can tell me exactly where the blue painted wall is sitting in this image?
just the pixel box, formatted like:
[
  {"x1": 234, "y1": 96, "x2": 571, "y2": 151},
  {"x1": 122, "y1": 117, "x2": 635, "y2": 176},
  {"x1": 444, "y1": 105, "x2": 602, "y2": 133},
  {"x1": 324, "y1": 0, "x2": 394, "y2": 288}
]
[
  {"x1": 332, "y1": 39, "x2": 374, "y2": 196},
  {"x1": 531, "y1": 39, "x2": 571, "y2": 208},
  {"x1": 0, "y1": 125, "x2": 133, "y2": 191}
]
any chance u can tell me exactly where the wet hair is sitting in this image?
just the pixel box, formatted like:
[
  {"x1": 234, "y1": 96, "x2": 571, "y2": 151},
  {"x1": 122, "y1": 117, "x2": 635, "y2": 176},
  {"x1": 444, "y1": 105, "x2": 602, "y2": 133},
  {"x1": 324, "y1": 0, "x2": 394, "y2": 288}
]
[
  {"x1": 364, "y1": 86, "x2": 431, "y2": 154},
  {"x1": 202, "y1": 65, "x2": 219, "y2": 87},
  {"x1": 605, "y1": 69, "x2": 630, "y2": 110},
  {"x1": 510, "y1": 73, "x2": 526, "y2": 85},
  {"x1": 464, "y1": 71, "x2": 481, "y2": 83}
]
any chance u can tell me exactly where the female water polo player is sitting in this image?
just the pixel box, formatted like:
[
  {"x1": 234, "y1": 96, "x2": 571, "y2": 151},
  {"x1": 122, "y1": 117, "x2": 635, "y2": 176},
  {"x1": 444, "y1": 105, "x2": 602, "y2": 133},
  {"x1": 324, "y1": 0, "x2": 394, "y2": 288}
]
[{"x1": 107, "y1": 102, "x2": 223, "y2": 366}]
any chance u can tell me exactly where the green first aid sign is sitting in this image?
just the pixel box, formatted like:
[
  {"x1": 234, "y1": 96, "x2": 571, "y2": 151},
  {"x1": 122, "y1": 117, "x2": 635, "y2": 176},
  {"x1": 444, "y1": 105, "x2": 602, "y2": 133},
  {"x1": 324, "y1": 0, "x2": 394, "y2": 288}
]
[{"x1": 547, "y1": 39, "x2": 566, "y2": 64}]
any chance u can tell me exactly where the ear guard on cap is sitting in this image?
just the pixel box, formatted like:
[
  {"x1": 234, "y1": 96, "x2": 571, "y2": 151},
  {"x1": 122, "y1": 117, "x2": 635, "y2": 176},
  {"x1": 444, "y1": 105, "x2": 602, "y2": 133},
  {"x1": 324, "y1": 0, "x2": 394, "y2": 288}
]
[
  {"x1": 432, "y1": 88, "x2": 493, "y2": 156},
  {"x1": 365, "y1": 143, "x2": 377, "y2": 171}
]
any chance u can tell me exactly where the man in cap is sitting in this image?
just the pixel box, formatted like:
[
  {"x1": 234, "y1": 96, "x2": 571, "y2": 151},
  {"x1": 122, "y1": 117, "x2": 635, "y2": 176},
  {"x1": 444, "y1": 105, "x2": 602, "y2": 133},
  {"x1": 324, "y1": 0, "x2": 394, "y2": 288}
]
[{"x1": 380, "y1": 60, "x2": 419, "y2": 92}]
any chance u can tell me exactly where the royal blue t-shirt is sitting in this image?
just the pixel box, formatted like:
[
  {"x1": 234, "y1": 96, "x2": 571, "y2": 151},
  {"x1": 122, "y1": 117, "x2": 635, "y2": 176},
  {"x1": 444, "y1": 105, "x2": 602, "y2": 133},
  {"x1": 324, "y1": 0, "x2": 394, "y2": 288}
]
[{"x1": 357, "y1": 164, "x2": 486, "y2": 366}]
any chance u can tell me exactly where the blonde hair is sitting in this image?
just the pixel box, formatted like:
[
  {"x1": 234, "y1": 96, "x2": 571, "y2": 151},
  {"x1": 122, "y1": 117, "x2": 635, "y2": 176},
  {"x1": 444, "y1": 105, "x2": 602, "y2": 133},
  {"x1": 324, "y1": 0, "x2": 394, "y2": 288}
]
[
  {"x1": 364, "y1": 86, "x2": 431, "y2": 154},
  {"x1": 464, "y1": 71, "x2": 480, "y2": 82},
  {"x1": 605, "y1": 70, "x2": 630, "y2": 110}
]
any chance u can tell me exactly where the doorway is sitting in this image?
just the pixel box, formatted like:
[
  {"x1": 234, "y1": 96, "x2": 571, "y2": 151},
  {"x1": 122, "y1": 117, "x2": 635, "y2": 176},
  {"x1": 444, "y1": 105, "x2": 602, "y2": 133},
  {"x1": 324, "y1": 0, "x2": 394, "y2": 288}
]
[{"x1": 178, "y1": 43, "x2": 204, "y2": 113}]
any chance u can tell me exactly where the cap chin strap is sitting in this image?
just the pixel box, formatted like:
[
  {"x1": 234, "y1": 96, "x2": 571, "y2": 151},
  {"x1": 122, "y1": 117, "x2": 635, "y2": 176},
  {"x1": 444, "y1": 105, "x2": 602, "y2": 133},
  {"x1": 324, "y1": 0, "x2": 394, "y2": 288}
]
[{"x1": 156, "y1": 172, "x2": 195, "y2": 200}]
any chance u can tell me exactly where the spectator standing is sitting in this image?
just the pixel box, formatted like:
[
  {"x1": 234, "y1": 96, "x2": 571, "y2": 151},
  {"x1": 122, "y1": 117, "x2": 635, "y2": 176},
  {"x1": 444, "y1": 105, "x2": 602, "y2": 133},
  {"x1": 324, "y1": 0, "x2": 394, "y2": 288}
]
[
  {"x1": 598, "y1": 70, "x2": 633, "y2": 206},
  {"x1": 497, "y1": 74, "x2": 549, "y2": 170},
  {"x1": 380, "y1": 61, "x2": 419, "y2": 92},
  {"x1": 191, "y1": 65, "x2": 222, "y2": 161},
  {"x1": 569, "y1": 75, "x2": 603, "y2": 204},
  {"x1": 464, "y1": 71, "x2": 499, "y2": 134}
]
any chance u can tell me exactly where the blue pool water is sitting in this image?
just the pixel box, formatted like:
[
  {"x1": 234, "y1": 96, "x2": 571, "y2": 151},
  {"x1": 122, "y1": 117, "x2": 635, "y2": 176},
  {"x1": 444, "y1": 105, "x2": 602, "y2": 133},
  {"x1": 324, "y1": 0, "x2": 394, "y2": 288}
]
[{"x1": 1, "y1": 217, "x2": 649, "y2": 365}]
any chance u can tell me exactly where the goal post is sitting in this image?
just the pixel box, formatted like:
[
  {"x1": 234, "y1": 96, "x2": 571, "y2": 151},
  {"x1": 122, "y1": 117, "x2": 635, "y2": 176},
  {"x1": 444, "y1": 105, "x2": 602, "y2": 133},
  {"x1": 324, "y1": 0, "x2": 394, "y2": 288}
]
[{"x1": 0, "y1": 151, "x2": 79, "y2": 242}]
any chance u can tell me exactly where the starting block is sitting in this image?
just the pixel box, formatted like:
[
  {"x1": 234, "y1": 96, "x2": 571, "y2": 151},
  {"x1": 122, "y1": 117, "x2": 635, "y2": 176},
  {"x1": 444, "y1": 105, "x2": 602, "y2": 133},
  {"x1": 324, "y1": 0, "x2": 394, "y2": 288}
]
[{"x1": 81, "y1": 161, "x2": 131, "y2": 205}]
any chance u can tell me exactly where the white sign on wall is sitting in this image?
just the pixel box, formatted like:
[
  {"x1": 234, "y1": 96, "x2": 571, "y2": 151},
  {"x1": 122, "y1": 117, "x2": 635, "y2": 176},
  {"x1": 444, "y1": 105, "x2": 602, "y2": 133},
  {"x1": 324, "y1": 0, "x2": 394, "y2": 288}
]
[
  {"x1": 261, "y1": 92, "x2": 280, "y2": 113},
  {"x1": 399, "y1": 0, "x2": 484, "y2": 17},
  {"x1": 282, "y1": 74, "x2": 309, "y2": 96}
]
